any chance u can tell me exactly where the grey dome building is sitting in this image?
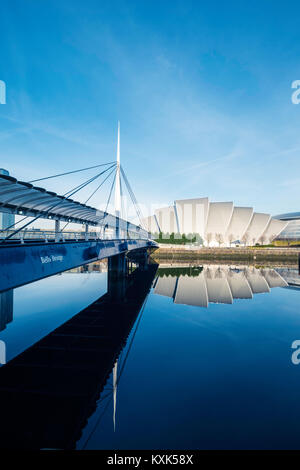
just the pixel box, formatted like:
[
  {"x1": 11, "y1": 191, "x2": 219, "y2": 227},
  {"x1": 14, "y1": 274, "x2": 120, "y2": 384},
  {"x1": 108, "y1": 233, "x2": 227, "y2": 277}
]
[{"x1": 273, "y1": 213, "x2": 300, "y2": 241}]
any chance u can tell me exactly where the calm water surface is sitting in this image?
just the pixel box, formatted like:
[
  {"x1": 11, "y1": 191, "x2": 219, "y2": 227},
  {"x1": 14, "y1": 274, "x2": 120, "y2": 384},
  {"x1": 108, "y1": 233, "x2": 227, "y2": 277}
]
[{"x1": 0, "y1": 262, "x2": 300, "y2": 450}]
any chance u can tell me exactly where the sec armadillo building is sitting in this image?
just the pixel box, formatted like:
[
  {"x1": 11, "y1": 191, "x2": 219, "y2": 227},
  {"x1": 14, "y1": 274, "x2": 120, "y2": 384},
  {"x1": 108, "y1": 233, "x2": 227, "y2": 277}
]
[{"x1": 142, "y1": 197, "x2": 289, "y2": 247}]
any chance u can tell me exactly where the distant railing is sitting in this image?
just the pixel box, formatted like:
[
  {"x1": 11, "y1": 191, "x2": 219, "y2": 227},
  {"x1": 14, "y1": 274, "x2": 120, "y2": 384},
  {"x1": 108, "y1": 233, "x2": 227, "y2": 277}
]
[{"x1": 0, "y1": 229, "x2": 151, "y2": 244}]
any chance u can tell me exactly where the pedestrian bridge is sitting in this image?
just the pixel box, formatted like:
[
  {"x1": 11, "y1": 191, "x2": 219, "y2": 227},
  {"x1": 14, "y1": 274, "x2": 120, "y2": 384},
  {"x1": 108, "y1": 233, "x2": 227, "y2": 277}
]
[{"x1": 0, "y1": 157, "x2": 157, "y2": 292}]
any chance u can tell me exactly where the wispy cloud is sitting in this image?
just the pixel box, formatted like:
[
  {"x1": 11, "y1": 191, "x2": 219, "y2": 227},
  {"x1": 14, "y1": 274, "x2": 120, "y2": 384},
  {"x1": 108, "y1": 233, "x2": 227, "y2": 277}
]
[{"x1": 279, "y1": 177, "x2": 300, "y2": 187}]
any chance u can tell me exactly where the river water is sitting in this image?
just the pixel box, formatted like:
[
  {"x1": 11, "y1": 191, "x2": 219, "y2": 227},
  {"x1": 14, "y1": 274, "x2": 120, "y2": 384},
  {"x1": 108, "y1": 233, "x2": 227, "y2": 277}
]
[{"x1": 0, "y1": 261, "x2": 300, "y2": 450}]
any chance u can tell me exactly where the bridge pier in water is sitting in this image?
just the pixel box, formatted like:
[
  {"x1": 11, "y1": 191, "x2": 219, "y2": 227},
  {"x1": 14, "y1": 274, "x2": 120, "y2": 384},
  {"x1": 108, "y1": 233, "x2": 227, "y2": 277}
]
[
  {"x1": 107, "y1": 253, "x2": 128, "y2": 300},
  {"x1": 107, "y1": 249, "x2": 151, "y2": 300}
]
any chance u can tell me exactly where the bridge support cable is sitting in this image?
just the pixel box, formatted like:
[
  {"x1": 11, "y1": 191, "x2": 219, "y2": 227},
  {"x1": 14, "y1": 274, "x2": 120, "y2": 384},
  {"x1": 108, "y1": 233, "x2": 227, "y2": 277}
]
[
  {"x1": 28, "y1": 162, "x2": 115, "y2": 183},
  {"x1": 102, "y1": 171, "x2": 117, "y2": 221},
  {"x1": 97, "y1": 170, "x2": 118, "y2": 238},
  {"x1": 120, "y1": 166, "x2": 144, "y2": 226},
  {"x1": 84, "y1": 166, "x2": 117, "y2": 205},
  {"x1": 88, "y1": 168, "x2": 119, "y2": 237},
  {"x1": 61, "y1": 165, "x2": 117, "y2": 233},
  {"x1": 61, "y1": 163, "x2": 116, "y2": 199},
  {"x1": 81, "y1": 291, "x2": 150, "y2": 450},
  {"x1": 0, "y1": 164, "x2": 117, "y2": 242},
  {"x1": 119, "y1": 165, "x2": 146, "y2": 230},
  {"x1": 119, "y1": 176, "x2": 131, "y2": 239}
]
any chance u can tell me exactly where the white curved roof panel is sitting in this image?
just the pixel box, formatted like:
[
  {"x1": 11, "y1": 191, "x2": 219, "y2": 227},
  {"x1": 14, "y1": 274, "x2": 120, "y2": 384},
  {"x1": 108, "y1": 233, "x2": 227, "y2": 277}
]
[
  {"x1": 205, "y1": 268, "x2": 233, "y2": 304},
  {"x1": 245, "y1": 268, "x2": 270, "y2": 294},
  {"x1": 225, "y1": 207, "x2": 253, "y2": 242},
  {"x1": 154, "y1": 276, "x2": 177, "y2": 298},
  {"x1": 175, "y1": 197, "x2": 209, "y2": 236},
  {"x1": 155, "y1": 205, "x2": 178, "y2": 234},
  {"x1": 261, "y1": 218, "x2": 289, "y2": 242},
  {"x1": 141, "y1": 215, "x2": 160, "y2": 234},
  {"x1": 205, "y1": 202, "x2": 233, "y2": 238},
  {"x1": 262, "y1": 269, "x2": 288, "y2": 288},
  {"x1": 174, "y1": 273, "x2": 208, "y2": 307},
  {"x1": 227, "y1": 270, "x2": 253, "y2": 299},
  {"x1": 244, "y1": 212, "x2": 270, "y2": 244}
]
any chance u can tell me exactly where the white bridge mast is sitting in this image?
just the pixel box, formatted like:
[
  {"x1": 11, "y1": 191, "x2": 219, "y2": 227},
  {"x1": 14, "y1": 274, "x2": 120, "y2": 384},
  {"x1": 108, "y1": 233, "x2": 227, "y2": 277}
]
[{"x1": 114, "y1": 121, "x2": 121, "y2": 219}]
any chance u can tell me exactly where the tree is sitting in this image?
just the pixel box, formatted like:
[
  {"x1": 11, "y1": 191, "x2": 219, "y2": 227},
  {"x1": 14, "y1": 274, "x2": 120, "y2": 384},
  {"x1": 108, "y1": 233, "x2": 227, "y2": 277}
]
[
  {"x1": 215, "y1": 267, "x2": 223, "y2": 278},
  {"x1": 215, "y1": 233, "x2": 224, "y2": 247},
  {"x1": 194, "y1": 233, "x2": 204, "y2": 246},
  {"x1": 259, "y1": 234, "x2": 266, "y2": 245},
  {"x1": 206, "y1": 267, "x2": 212, "y2": 279},
  {"x1": 228, "y1": 233, "x2": 235, "y2": 246},
  {"x1": 205, "y1": 232, "x2": 212, "y2": 247},
  {"x1": 241, "y1": 232, "x2": 249, "y2": 246},
  {"x1": 186, "y1": 233, "x2": 195, "y2": 242}
]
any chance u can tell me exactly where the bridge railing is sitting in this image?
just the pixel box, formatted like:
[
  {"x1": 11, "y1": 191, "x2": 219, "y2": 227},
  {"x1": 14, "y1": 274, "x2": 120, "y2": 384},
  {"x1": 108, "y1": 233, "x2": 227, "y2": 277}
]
[{"x1": 0, "y1": 229, "x2": 151, "y2": 244}]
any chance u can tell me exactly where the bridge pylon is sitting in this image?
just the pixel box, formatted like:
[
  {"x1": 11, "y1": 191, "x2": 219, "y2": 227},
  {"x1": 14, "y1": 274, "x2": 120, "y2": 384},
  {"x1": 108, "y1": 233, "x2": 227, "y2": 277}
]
[{"x1": 114, "y1": 121, "x2": 121, "y2": 239}]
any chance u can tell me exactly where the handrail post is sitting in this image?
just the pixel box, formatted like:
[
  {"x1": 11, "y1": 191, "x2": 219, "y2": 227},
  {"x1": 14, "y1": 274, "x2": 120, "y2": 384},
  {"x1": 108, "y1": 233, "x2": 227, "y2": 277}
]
[
  {"x1": 115, "y1": 217, "x2": 120, "y2": 239},
  {"x1": 55, "y1": 219, "x2": 60, "y2": 243}
]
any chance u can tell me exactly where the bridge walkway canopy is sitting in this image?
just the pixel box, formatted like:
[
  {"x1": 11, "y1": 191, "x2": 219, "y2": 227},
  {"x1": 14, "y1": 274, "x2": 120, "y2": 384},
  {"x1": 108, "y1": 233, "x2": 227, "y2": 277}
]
[{"x1": 0, "y1": 174, "x2": 148, "y2": 238}]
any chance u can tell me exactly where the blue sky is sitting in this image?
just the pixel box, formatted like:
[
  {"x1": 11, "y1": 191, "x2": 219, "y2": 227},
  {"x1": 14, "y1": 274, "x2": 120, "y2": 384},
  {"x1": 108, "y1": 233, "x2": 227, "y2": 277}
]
[{"x1": 1, "y1": 0, "x2": 300, "y2": 216}]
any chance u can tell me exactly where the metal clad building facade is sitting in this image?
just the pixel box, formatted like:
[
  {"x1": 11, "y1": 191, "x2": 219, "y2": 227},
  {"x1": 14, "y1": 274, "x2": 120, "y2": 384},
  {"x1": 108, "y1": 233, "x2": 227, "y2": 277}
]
[
  {"x1": 0, "y1": 169, "x2": 15, "y2": 230},
  {"x1": 273, "y1": 213, "x2": 300, "y2": 240}
]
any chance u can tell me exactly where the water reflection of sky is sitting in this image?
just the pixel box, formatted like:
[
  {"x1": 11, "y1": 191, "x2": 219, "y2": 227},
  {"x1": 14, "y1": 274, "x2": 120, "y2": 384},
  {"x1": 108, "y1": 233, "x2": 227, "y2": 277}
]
[{"x1": 0, "y1": 271, "x2": 107, "y2": 363}]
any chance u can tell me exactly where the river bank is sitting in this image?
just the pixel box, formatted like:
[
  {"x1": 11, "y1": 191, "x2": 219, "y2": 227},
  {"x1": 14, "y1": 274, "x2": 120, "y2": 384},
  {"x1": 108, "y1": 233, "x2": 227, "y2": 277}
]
[{"x1": 152, "y1": 245, "x2": 300, "y2": 264}]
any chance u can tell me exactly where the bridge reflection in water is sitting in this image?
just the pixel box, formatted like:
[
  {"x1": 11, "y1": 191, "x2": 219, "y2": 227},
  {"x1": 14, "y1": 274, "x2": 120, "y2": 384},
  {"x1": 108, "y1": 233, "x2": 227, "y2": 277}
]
[
  {"x1": 0, "y1": 290, "x2": 13, "y2": 332},
  {"x1": 153, "y1": 265, "x2": 288, "y2": 307},
  {"x1": 0, "y1": 262, "x2": 158, "y2": 450}
]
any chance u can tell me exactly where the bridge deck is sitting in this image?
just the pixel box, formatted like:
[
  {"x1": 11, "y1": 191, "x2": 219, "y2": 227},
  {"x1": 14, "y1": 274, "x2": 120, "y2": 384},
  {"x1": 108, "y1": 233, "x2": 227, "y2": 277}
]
[{"x1": 0, "y1": 238, "x2": 157, "y2": 292}]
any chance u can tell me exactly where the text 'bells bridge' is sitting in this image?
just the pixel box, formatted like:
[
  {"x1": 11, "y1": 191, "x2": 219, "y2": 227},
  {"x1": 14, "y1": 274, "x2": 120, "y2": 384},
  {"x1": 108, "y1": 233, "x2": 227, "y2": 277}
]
[{"x1": 0, "y1": 143, "x2": 157, "y2": 292}]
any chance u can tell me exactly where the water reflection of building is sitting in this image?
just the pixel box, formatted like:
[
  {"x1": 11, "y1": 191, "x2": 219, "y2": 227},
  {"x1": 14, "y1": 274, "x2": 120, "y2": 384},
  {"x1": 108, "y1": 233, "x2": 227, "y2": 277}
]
[
  {"x1": 274, "y1": 267, "x2": 300, "y2": 289},
  {"x1": 0, "y1": 169, "x2": 15, "y2": 230},
  {"x1": 154, "y1": 266, "x2": 288, "y2": 307},
  {"x1": 67, "y1": 260, "x2": 108, "y2": 274},
  {"x1": 0, "y1": 290, "x2": 13, "y2": 331}
]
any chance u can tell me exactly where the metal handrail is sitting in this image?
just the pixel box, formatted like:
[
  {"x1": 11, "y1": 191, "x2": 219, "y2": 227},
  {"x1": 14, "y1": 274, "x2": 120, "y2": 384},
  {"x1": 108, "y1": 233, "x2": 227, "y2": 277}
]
[{"x1": 0, "y1": 229, "x2": 150, "y2": 244}]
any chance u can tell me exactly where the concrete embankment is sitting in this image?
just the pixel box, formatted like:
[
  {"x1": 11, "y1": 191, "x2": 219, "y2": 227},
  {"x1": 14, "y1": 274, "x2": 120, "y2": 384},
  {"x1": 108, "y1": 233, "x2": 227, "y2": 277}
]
[{"x1": 153, "y1": 245, "x2": 300, "y2": 263}]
